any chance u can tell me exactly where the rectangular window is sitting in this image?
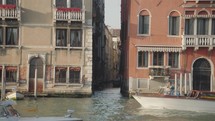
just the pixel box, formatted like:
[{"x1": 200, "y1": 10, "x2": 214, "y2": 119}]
[
  {"x1": 70, "y1": 30, "x2": 82, "y2": 47},
  {"x1": 56, "y1": 29, "x2": 67, "y2": 47},
  {"x1": 6, "y1": 27, "x2": 18, "y2": 45},
  {"x1": 138, "y1": 51, "x2": 148, "y2": 67},
  {"x1": 212, "y1": 19, "x2": 215, "y2": 35},
  {"x1": 168, "y1": 52, "x2": 179, "y2": 68},
  {"x1": 185, "y1": 19, "x2": 194, "y2": 35},
  {"x1": 169, "y1": 16, "x2": 179, "y2": 35},
  {"x1": 0, "y1": 67, "x2": 2, "y2": 83},
  {"x1": 139, "y1": 15, "x2": 149, "y2": 35},
  {"x1": 197, "y1": 18, "x2": 209, "y2": 35},
  {"x1": 153, "y1": 52, "x2": 164, "y2": 66},
  {"x1": 6, "y1": 0, "x2": 16, "y2": 5},
  {"x1": 5, "y1": 67, "x2": 17, "y2": 82},
  {"x1": 0, "y1": 28, "x2": 2, "y2": 45},
  {"x1": 56, "y1": 0, "x2": 67, "y2": 8},
  {"x1": 55, "y1": 67, "x2": 67, "y2": 83},
  {"x1": 70, "y1": 0, "x2": 82, "y2": 8},
  {"x1": 69, "y1": 68, "x2": 80, "y2": 83}
]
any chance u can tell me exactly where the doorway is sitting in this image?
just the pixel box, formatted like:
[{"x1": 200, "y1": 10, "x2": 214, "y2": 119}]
[
  {"x1": 29, "y1": 57, "x2": 44, "y2": 92},
  {"x1": 193, "y1": 58, "x2": 211, "y2": 91}
]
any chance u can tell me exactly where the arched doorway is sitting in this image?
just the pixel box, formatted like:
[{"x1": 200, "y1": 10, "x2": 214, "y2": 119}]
[
  {"x1": 193, "y1": 58, "x2": 211, "y2": 91},
  {"x1": 29, "y1": 57, "x2": 44, "y2": 92}
]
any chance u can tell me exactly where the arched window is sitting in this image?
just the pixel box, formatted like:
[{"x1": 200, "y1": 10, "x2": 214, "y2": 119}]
[
  {"x1": 138, "y1": 10, "x2": 150, "y2": 35},
  {"x1": 212, "y1": 11, "x2": 215, "y2": 35},
  {"x1": 169, "y1": 11, "x2": 180, "y2": 36},
  {"x1": 197, "y1": 11, "x2": 209, "y2": 35},
  {"x1": 185, "y1": 11, "x2": 194, "y2": 35}
]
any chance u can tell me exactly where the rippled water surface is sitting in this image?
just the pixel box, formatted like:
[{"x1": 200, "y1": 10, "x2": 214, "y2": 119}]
[{"x1": 14, "y1": 88, "x2": 215, "y2": 121}]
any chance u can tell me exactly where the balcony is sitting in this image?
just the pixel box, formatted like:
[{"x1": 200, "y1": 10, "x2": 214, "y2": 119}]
[
  {"x1": 54, "y1": 7, "x2": 85, "y2": 22},
  {"x1": 0, "y1": 4, "x2": 20, "y2": 20},
  {"x1": 182, "y1": 35, "x2": 215, "y2": 50},
  {"x1": 149, "y1": 66, "x2": 170, "y2": 80}
]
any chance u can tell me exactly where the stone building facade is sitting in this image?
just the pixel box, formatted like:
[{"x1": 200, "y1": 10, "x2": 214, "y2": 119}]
[{"x1": 0, "y1": 0, "x2": 93, "y2": 96}]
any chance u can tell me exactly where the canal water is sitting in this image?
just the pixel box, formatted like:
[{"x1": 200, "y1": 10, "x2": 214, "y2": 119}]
[{"x1": 14, "y1": 88, "x2": 215, "y2": 121}]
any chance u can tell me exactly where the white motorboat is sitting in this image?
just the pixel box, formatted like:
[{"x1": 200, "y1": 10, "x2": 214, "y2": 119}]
[
  {"x1": 133, "y1": 95, "x2": 215, "y2": 113},
  {"x1": 6, "y1": 92, "x2": 24, "y2": 100},
  {"x1": 0, "y1": 100, "x2": 82, "y2": 121}
]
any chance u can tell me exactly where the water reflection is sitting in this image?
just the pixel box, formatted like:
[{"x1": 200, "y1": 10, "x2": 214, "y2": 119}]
[{"x1": 14, "y1": 88, "x2": 215, "y2": 121}]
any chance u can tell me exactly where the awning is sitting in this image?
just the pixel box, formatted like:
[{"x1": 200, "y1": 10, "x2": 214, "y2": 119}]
[
  {"x1": 137, "y1": 46, "x2": 182, "y2": 52},
  {"x1": 55, "y1": 67, "x2": 67, "y2": 70},
  {"x1": 184, "y1": 15, "x2": 215, "y2": 18},
  {"x1": 6, "y1": 66, "x2": 17, "y2": 71},
  {"x1": 70, "y1": 67, "x2": 81, "y2": 71}
]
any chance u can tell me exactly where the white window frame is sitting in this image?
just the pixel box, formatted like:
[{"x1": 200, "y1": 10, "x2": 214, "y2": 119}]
[
  {"x1": 168, "y1": 52, "x2": 180, "y2": 69},
  {"x1": 152, "y1": 52, "x2": 164, "y2": 66},
  {"x1": 137, "y1": 9, "x2": 151, "y2": 36},
  {"x1": 54, "y1": 0, "x2": 84, "y2": 8},
  {"x1": 137, "y1": 50, "x2": 149, "y2": 68},
  {"x1": 168, "y1": 10, "x2": 181, "y2": 37}
]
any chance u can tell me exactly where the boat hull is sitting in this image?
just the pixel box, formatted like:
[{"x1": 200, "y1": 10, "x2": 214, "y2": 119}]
[
  {"x1": 20, "y1": 117, "x2": 82, "y2": 121},
  {"x1": 6, "y1": 92, "x2": 24, "y2": 100},
  {"x1": 133, "y1": 95, "x2": 215, "y2": 113}
]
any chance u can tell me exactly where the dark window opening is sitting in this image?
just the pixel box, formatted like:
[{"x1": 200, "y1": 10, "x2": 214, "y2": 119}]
[
  {"x1": 212, "y1": 19, "x2": 215, "y2": 35},
  {"x1": 169, "y1": 16, "x2": 179, "y2": 35},
  {"x1": 6, "y1": 0, "x2": 16, "y2": 5},
  {"x1": 55, "y1": 67, "x2": 67, "y2": 83},
  {"x1": 0, "y1": 28, "x2": 2, "y2": 45},
  {"x1": 138, "y1": 51, "x2": 148, "y2": 67},
  {"x1": 69, "y1": 68, "x2": 80, "y2": 83},
  {"x1": 197, "y1": 18, "x2": 209, "y2": 35},
  {"x1": 6, "y1": 27, "x2": 18, "y2": 45},
  {"x1": 139, "y1": 15, "x2": 149, "y2": 34},
  {"x1": 153, "y1": 52, "x2": 164, "y2": 66},
  {"x1": 56, "y1": 0, "x2": 67, "y2": 8},
  {"x1": 56, "y1": 29, "x2": 67, "y2": 47},
  {"x1": 185, "y1": 19, "x2": 194, "y2": 35},
  {"x1": 168, "y1": 52, "x2": 179, "y2": 68},
  {"x1": 70, "y1": 0, "x2": 82, "y2": 8},
  {"x1": 70, "y1": 30, "x2": 82, "y2": 47}
]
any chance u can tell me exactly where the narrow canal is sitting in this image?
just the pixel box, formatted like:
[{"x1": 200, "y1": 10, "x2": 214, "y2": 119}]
[{"x1": 14, "y1": 88, "x2": 215, "y2": 121}]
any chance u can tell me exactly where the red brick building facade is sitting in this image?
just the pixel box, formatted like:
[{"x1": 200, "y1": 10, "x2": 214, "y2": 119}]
[{"x1": 120, "y1": 0, "x2": 215, "y2": 96}]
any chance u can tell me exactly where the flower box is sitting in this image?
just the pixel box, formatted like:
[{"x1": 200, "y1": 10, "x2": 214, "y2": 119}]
[{"x1": 0, "y1": 4, "x2": 16, "y2": 9}]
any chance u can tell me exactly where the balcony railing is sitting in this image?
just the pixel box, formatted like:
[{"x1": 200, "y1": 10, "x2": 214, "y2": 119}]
[
  {"x1": 182, "y1": 35, "x2": 215, "y2": 50},
  {"x1": 0, "y1": 5, "x2": 20, "y2": 20},
  {"x1": 149, "y1": 66, "x2": 170, "y2": 79},
  {"x1": 54, "y1": 7, "x2": 85, "y2": 22}
]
